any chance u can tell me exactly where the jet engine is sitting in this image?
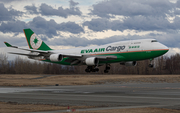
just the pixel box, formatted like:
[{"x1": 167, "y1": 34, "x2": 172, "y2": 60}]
[
  {"x1": 49, "y1": 54, "x2": 63, "y2": 62},
  {"x1": 85, "y1": 57, "x2": 99, "y2": 66},
  {"x1": 120, "y1": 61, "x2": 137, "y2": 66}
]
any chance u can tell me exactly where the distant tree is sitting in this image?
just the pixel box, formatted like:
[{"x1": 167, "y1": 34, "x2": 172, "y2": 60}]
[{"x1": 0, "y1": 53, "x2": 8, "y2": 74}]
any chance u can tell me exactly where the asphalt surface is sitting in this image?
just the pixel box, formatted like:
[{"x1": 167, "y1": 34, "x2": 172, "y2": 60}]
[{"x1": 0, "y1": 83, "x2": 180, "y2": 112}]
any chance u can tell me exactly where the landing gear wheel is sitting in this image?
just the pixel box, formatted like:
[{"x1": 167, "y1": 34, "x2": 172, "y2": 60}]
[
  {"x1": 104, "y1": 70, "x2": 109, "y2": 73},
  {"x1": 92, "y1": 68, "x2": 99, "y2": 72},
  {"x1": 106, "y1": 67, "x2": 110, "y2": 70},
  {"x1": 85, "y1": 68, "x2": 91, "y2": 73},
  {"x1": 85, "y1": 66, "x2": 99, "y2": 73},
  {"x1": 148, "y1": 64, "x2": 154, "y2": 68}
]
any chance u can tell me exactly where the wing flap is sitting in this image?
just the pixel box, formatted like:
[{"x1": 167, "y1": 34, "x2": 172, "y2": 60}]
[
  {"x1": 96, "y1": 55, "x2": 117, "y2": 59},
  {"x1": 63, "y1": 54, "x2": 82, "y2": 58},
  {"x1": 8, "y1": 52, "x2": 41, "y2": 57}
]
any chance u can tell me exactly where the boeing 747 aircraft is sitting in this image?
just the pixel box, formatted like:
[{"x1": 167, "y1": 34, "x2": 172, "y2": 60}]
[{"x1": 4, "y1": 29, "x2": 169, "y2": 73}]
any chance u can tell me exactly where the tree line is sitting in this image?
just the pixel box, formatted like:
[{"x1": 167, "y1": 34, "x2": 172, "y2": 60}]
[{"x1": 0, "y1": 53, "x2": 180, "y2": 75}]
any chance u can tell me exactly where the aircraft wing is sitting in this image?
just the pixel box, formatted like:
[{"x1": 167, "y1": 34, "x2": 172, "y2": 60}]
[
  {"x1": 64, "y1": 55, "x2": 117, "y2": 65},
  {"x1": 4, "y1": 42, "x2": 49, "y2": 54},
  {"x1": 4, "y1": 42, "x2": 117, "y2": 65},
  {"x1": 95, "y1": 55, "x2": 117, "y2": 59},
  {"x1": 62, "y1": 54, "x2": 82, "y2": 58},
  {"x1": 4, "y1": 42, "x2": 82, "y2": 58}
]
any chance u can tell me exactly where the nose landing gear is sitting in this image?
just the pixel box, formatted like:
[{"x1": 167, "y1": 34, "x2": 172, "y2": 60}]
[{"x1": 149, "y1": 59, "x2": 154, "y2": 68}]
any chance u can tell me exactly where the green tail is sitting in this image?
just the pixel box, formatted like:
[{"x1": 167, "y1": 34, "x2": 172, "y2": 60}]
[{"x1": 23, "y1": 28, "x2": 52, "y2": 51}]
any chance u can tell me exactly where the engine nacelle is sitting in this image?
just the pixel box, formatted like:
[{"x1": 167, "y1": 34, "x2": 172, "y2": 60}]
[
  {"x1": 120, "y1": 61, "x2": 137, "y2": 66},
  {"x1": 85, "y1": 57, "x2": 99, "y2": 66},
  {"x1": 49, "y1": 54, "x2": 63, "y2": 62}
]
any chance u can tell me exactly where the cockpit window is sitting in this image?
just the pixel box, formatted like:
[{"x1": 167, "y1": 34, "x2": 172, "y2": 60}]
[{"x1": 151, "y1": 40, "x2": 158, "y2": 42}]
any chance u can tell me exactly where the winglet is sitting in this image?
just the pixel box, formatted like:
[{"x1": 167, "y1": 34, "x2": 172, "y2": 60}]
[
  {"x1": 4, "y1": 42, "x2": 18, "y2": 48},
  {"x1": 4, "y1": 42, "x2": 12, "y2": 47}
]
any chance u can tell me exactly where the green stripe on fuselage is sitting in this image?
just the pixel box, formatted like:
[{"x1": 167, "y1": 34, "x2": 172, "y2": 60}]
[
  {"x1": 99, "y1": 49, "x2": 168, "y2": 64},
  {"x1": 42, "y1": 50, "x2": 168, "y2": 65}
]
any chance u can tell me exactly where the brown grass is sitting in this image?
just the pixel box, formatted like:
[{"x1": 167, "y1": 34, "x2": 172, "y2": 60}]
[
  {"x1": 0, "y1": 101, "x2": 93, "y2": 113},
  {"x1": 0, "y1": 74, "x2": 180, "y2": 86},
  {"x1": 0, "y1": 101, "x2": 65, "y2": 113},
  {"x1": 72, "y1": 108, "x2": 180, "y2": 113},
  {"x1": 0, "y1": 101, "x2": 179, "y2": 113}
]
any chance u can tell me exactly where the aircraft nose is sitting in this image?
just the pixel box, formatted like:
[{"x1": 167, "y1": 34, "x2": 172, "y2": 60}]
[
  {"x1": 160, "y1": 43, "x2": 169, "y2": 54},
  {"x1": 163, "y1": 44, "x2": 169, "y2": 50}
]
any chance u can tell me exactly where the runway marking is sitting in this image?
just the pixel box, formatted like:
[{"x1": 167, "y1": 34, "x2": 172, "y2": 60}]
[{"x1": 91, "y1": 85, "x2": 180, "y2": 90}]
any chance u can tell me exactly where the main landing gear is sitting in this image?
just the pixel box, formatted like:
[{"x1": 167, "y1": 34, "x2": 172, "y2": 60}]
[
  {"x1": 85, "y1": 64, "x2": 111, "y2": 73},
  {"x1": 85, "y1": 66, "x2": 99, "y2": 73},
  {"x1": 149, "y1": 59, "x2": 154, "y2": 68},
  {"x1": 104, "y1": 64, "x2": 110, "y2": 73}
]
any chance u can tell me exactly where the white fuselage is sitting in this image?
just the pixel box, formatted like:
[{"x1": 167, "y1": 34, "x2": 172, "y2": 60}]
[{"x1": 51, "y1": 39, "x2": 168, "y2": 55}]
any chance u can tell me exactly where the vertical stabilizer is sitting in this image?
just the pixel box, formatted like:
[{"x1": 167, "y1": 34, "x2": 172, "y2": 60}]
[{"x1": 23, "y1": 29, "x2": 52, "y2": 51}]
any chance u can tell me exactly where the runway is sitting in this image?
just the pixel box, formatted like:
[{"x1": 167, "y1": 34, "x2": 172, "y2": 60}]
[{"x1": 0, "y1": 83, "x2": 180, "y2": 112}]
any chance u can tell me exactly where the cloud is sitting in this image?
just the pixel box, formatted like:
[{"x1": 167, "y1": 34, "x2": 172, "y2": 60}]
[
  {"x1": 176, "y1": 0, "x2": 180, "y2": 8},
  {"x1": 28, "y1": 16, "x2": 84, "y2": 36},
  {"x1": 82, "y1": 0, "x2": 180, "y2": 39},
  {"x1": 24, "y1": 4, "x2": 39, "y2": 14},
  {"x1": 24, "y1": 0, "x2": 82, "y2": 18},
  {"x1": 50, "y1": 31, "x2": 180, "y2": 48},
  {"x1": 83, "y1": 18, "x2": 111, "y2": 31},
  {"x1": 69, "y1": 0, "x2": 79, "y2": 8},
  {"x1": 39, "y1": 2, "x2": 81, "y2": 18},
  {"x1": 0, "y1": 34, "x2": 26, "y2": 48},
  {"x1": 0, "y1": 20, "x2": 27, "y2": 33},
  {"x1": 0, "y1": 16, "x2": 84, "y2": 37},
  {"x1": 117, "y1": 16, "x2": 172, "y2": 31},
  {"x1": 0, "y1": 3, "x2": 22, "y2": 21},
  {"x1": 1, "y1": 29, "x2": 179, "y2": 49},
  {"x1": 90, "y1": 0, "x2": 174, "y2": 18},
  {"x1": 84, "y1": 0, "x2": 180, "y2": 32},
  {"x1": 56, "y1": 22, "x2": 84, "y2": 34},
  {"x1": 83, "y1": 15, "x2": 180, "y2": 32},
  {"x1": 1, "y1": 0, "x2": 180, "y2": 51},
  {"x1": 0, "y1": 0, "x2": 25, "y2": 3},
  {"x1": 52, "y1": 36, "x2": 89, "y2": 47}
]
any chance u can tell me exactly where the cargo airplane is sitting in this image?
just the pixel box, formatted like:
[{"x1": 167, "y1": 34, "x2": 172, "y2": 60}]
[{"x1": 4, "y1": 29, "x2": 169, "y2": 73}]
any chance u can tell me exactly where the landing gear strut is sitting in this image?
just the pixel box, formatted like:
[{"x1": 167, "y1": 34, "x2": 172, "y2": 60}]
[
  {"x1": 104, "y1": 64, "x2": 110, "y2": 73},
  {"x1": 149, "y1": 59, "x2": 154, "y2": 68},
  {"x1": 85, "y1": 66, "x2": 99, "y2": 73}
]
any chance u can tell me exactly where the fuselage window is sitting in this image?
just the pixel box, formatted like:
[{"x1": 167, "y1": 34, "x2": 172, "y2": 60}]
[{"x1": 151, "y1": 40, "x2": 157, "y2": 42}]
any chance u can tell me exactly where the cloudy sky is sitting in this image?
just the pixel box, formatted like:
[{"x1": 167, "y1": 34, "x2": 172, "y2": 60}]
[{"x1": 1, "y1": 0, "x2": 180, "y2": 59}]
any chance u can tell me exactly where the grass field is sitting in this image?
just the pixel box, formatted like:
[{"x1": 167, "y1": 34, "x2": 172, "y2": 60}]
[
  {"x1": 71, "y1": 108, "x2": 180, "y2": 113},
  {"x1": 0, "y1": 74, "x2": 180, "y2": 86},
  {"x1": 0, "y1": 102, "x2": 94, "y2": 113},
  {"x1": 0, "y1": 101, "x2": 179, "y2": 113}
]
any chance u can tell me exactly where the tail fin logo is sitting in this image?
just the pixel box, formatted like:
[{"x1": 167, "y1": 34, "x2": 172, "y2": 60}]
[{"x1": 30, "y1": 34, "x2": 42, "y2": 49}]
